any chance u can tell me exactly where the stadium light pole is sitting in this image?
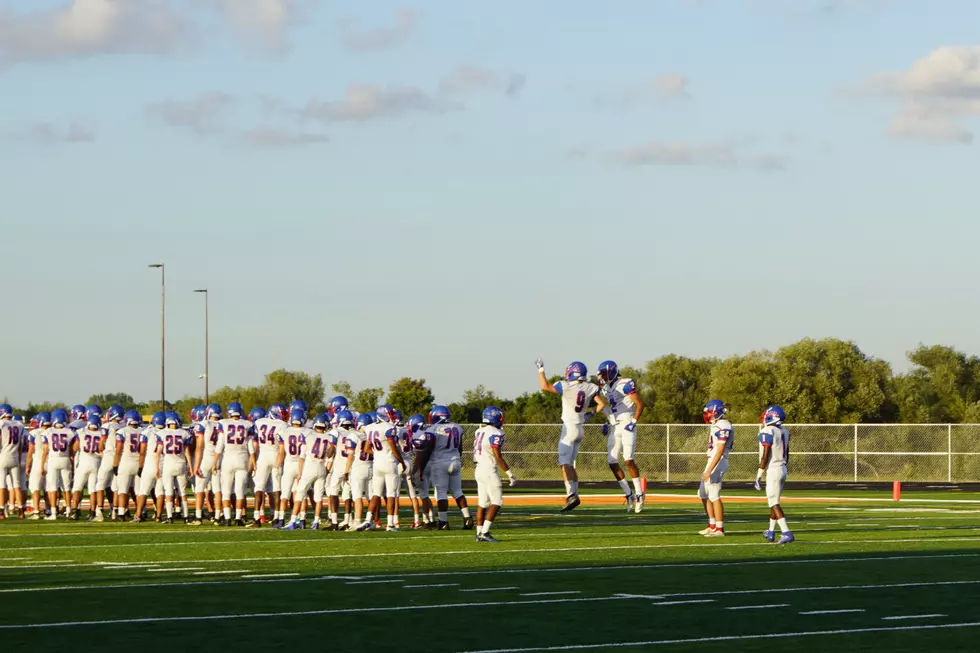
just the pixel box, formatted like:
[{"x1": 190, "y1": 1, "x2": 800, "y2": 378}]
[
  {"x1": 194, "y1": 288, "x2": 209, "y2": 403},
  {"x1": 148, "y1": 264, "x2": 165, "y2": 411}
]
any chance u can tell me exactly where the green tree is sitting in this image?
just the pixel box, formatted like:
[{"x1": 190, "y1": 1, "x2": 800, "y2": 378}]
[
  {"x1": 450, "y1": 385, "x2": 512, "y2": 423},
  {"x1": 264, "y1": 369, "x2": 327, "y2": 413},
  {"x1": 85, "y1": 392, "x2": 140, "y2": 411},
  {"x1": 894, "y1": 345, "x2": 980, "y2": 423},
  {"x1": 330, "y1": 382, "x2": 354, "y2": 400},
  {"x1": 352, "y1": 387, "x2": 384, "y2": 414},
  {"x1": 386, "y1": 377, "x2": 435, "y2": 417},
  {"x1": 642, "y1": 355, "x2": 718, "y2": 423}
]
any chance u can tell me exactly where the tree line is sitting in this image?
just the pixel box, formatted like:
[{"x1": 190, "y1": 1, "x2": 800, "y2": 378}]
[{"x1": 9, "y1": 338, "x2": 980, "y2": 424}]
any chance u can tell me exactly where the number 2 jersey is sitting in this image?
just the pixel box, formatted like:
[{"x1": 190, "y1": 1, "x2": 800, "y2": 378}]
[
  {"x1": 601, "y1": 378, "x2": 638, "y2": 423},
  {"x1": 553, "y1": 380, "x2": 600, "y2": 425}
]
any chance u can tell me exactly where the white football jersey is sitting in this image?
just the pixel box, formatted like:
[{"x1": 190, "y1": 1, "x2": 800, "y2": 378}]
[
  {"x1": 156, "y1": 428, "x2": 193, "y2": 463},
  {"x1": 43, "y1": 427, "x2": 77, "y2": 460},
  {"x1": 101, "y1": 421, "x2": 122, "y2": 456},
  {"x1": 364, "y1": 422, "x2": 398, "y2": 465},
  {"x1": 553, "y1": 380, "x2": 600, "y2": 425},
  {"x1": 302, "y1": 430, "x2": 331, "y2": 465},
  {"x1": 77, "y1": 427, "x2": 104, "y2": 457},
  {"x1": 602, "y1": 378, "x2": 638, "y2": 421},
  {"x1": 215, "y1": 418, "x2": 256, "y2": 464},
  {"x1": 343, "y1": 430, "x2": 372, "y2": 470},
  {"x1": 0, "y1": 420, "x2": 22, "y2": 462},
  {"x1": 427, "y1": 423, "x2": 463, "y2": 463},
  {"x1": 473, "y1": 425, "x2": 505, "y2": 470},
  {"x1": 278, "y1": 426, "x2": 308, "y2": 464},
  {"x1": 396, "y1": 425, "x2": 413, "y2": 456},
  {"x1": 116, "y1": 426, "x2": 145, "y2": 462},
  {"x1": 707, "y1": 419, "x2": 734, "y2": 459},
  {"x1": 254, "y1": 417, "x2": 286, "y2": 457},
  {"x1": 194, "y1": 420, "x2": 222, "y2": 455},
  {"x1": 759, "y1": 425, "x2": 789, "y2": 468}
]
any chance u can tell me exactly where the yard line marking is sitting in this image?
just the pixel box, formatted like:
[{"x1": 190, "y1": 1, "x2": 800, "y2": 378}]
[
  {"x1": 520, "y1": 591, "x2": 581, "y2": 597},
  {"x1": 455, "y1": 621, "x2": 980, "y2": 652},
  {"x1": 241, "y1": 573, "x2": 299, "y2": 579},
  {"x1": 145, "y1": 567, "x2": 203, "y2": 573},
  {"x1": 726, "y1": 604, "x2": 789, "y2": 610},
  {"x1": 346, "y1": 580, "x2": 405, "y2": 585},
  {"x1": 404, "y1": 583, "x2": 460, "y2": 589},
  {"x1": 613, "y1": 593, "x2": 667, "y2": 600},
  {"x1": 882, "y1": 614, "x2": 946, "y2": 621},
  {"x1": 194, "y1": 570, "x2": 249, "y2": 576},
  {"x1": 800, "y1": 609, "x2": 865, "y2": 615},
  {"x1": 460, "y1": 587, "x2": 519, "y2": 593},
  {"x1": 0, "y1": 596, "x2": 629, "y2": 630},
  {"x1": 660, "y1": 579, "x2": 980, "y2": 600},
  {"x1": 652, "y1": 600, "x2": 715, "y2": 606}
]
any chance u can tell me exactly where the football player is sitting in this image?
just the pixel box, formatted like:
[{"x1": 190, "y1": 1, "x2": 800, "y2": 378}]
[
  {"x1": 251, "y1": 404, "x2": 286, "y2": 526},
  {"x1": 40, "y1": 408, "x2": 76, "y2": 519},
  {"x1": 110, "y1": 410, "x2": 144, "y2": 521},
  {"x1": 156, "y1": 412, "x2": 194, "y2": 524},
  {"x1": 95, "y1": 405, "x2": 125, "y2": 517},
  {"x1": 0, "y1": 404, "x2": 22, "y2": 518},
  {"x1": 343, "y1": 413, "x2": 375, "y2": 530},
  {"x1": 193, "y1": 403, "x2": 223, "y2": 523},
  {"x1": 10, "y1": 415, "x2": 29, "y2": 517},
  {"x1": 131, "y1": 411, "x2": 164, "y2": 522},
  {"x1": 283, "y1": 413, "x2": 331, "y2": 530},
  {"x1": 416, "y1": 405, "x2": 473, "y2": 530},
  {"x1": 411, "y1": 415, "x2": 435, "y2": 526},
  {"x1": 274, "y1": 408, "x2": 308, "y2": 528},
  {"x1": 473, "y1": 406, "x2": 517, "y2": 543},
  {"x1": 597, "y1": 360, "x2": 646, "y2": 513},
  {"x1": 325, "y1": 409, "x2": 355, "y2": 530},
  {"x1": 699, "y1": 400, "x2": 733, "y2": 537},
  {"x1": 757, "y1": 405, "x2": 794, "y2": 544},
  {"x1": 25, "y1": 413, "x2": 50, "y2": 518},
  {"x1": 70, "y1": 415, "x2": 104, "y2": 520},
  {"x1": 68, "y1": 405, "x2": 88, "y2": 431},
  {"x1": 535, "y1": 358, "x2": 607, "y2": 511},
  {"x1": 213, "y1": 402, "x2": 256, "y2": 526},
  {"x1": 400, "y1": 413, "x2": 424, "y2": 528},
  {"x1": 358, "y1": 405, "x2": 406, "y2": 532}
]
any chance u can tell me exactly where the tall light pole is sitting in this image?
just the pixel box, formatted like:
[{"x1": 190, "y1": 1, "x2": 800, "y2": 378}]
[
  {"x1": 194, "y1": 288, "x2": 209, "y2": 403},
  {"x1": 148, "y1": 264, "x2": 165, "y2": 411}
]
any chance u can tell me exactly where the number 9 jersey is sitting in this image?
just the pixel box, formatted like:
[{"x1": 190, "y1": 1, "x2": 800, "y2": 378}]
[{"x1": 553, "y1": 380, "x2": 600, "y2": 426}]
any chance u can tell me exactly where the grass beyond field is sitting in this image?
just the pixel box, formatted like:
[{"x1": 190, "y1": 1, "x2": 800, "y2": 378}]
[{"x1": 1, "y1": 491, "x2": 979, "y2": 652}]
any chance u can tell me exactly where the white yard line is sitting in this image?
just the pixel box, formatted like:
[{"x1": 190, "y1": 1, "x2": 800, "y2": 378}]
[
  {"x1": 726, "y1": 604, "x2": 790, "y2": 610},
  {"x1": 194, "y1": 570, "x2": 250, "y2": 575},
  {"x1": 0, "y1": 596, "x2": 629, "y2": 630},
  {"x1": 241, "y1": 573, "x2": 299, "y2": 579},
  {"x1": 652, "y1": 600, "x2": 715, "y2": 606},
  {"x1": 520, "y1": 591, "x2": 581, "y2": 597},
  {"x1": 346, "y1": 580, "x2": 405, "y2": 585},
  {"x1": 404, "y1": 583, "x2": 461, "y2": 589},
  {"x1": 882, "y1": 614, "x2": 947, "y2": 621},
  {"x1": 800, "y1": 609, "x2": 865, "y2": 615},
  {"x1": 454, "y1": 621, "x2": 980, "y2": 652},
  {"x1": 145, "y1": 567, "x2": 203, "y2": 573},
  {"x1": 460, "y1": 587, "x2": 520, "y2": 593}
]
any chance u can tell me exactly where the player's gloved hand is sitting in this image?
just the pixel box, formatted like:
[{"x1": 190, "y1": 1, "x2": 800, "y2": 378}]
[
  {"x1": 113, "y1": 466, "x2": 119, "y2": 475},
  {"x1": 625, "y1": 420, "x2": 637, "y2": 433},
  {"x1": 506, "y1": 470, "x2": 517, "y2": 487},
  {"x1": 535, "y1": 357, "x2": 545, "y2": 371},
  {"x1": 754, "y1": 468, "x2": 764, "y2": 491},
  {"x1": 601, "y1": 424, "x2": 609, "y2": 436}
]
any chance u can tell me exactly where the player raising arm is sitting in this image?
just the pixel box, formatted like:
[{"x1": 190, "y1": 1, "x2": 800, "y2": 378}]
[
  {"x1": 757, "y1": 405, "x2": 794, "y2": 544},
  {"x1": 699, "y1": 400, "x2": 733, "y2": 537},
  {"x1": 536, "y1": 358, "x2": 607, "y2": 512},
  {"x1": 473, "y1": 406, "x2": 517, "y2": 543}
]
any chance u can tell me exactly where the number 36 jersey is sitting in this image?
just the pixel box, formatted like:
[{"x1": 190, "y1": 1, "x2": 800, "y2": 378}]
[{"x1": 553, "y1": 380, "x2": 600, "y2": 425}]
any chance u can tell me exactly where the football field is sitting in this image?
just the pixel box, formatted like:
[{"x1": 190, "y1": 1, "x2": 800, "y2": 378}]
[{"x1": 1, "y1": 490, "x2": 979, "y2": 652}]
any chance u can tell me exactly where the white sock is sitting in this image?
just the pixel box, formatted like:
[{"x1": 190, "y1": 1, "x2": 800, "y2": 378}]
[
  {"x1": 564, "y1": 481, "x2": 573, "y2": 496},
  {"x1": 118, "y1": 506, "x2": 125, "y2": 516},
  {"x1": 289, "y1": 514, "x2": 296, "y2": 525},
  {"x1": 166, "y1": 504, "x2": 173, "y2": 518},
  {"x1": 413, "y1": 512, "x2": 419, "y2": 523},
  {"x1": 716, "y1": 521, "x2": 724, "y2": 529},
  {"x1": 438, "y1": 511, "x2": 447, "y2": 522},
  {"x1": 387, "y1": 515, "x2": 393, "y2": 527},
  {"x1": 570, "y1": 481, "x2": 579, "y2": 495},
  {"x1": 313, "y1": 518, "x2": 320, "y2": 525},
  {"x1": 196, "y1": 509, "x2": 202, "y2": 519},
  {"x1": 223, "y1": 507, "x2": 231, "y2": 520},
  {"x1": 460, "y1": 507, "x2": 471, "y2": 519},
  {"x1": 393, "y1": 515, "x2": 400, "y2": 526},
  {"x1": 329, "y1": 511, "x2": 338, "y2": 525},
  {"x1": 617, "y1": 479, "x2": 631, "y2": 496},
  {"x1": 95, "y1": 508, "x2": 102, "y2": 516},
  {"x1": 632, "y1": 477, "x2": 642, "y2": 495},
  {"x1": 769, "y1": 519, "x2": 777, "y2": 531},
  {"x1": 235, "y1": 508, "x2": 242, "y2": 520},
  {"x1": 365, "y1": 511, "x2": 373, "y2": 523},
  {"x1": 708, "y1": 517, "x2": 716, "y2": 526},
  {"x1": 482, "y1": 519, "x2": 493, "y2": 534},
  {"x1": 777, "y1": 518, "x2": 789, "y2": 533},
  {"x1": 253, "y1": 509, "x2": 260, "y2": 520}
]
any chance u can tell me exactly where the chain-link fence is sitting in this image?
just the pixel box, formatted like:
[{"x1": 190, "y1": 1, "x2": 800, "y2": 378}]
[{"x1": 454, "y1": 424, "x2": 980, "y2": 483}]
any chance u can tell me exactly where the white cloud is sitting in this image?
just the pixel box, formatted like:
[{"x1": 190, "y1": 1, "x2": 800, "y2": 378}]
[
  {"x1": 654, "y1": 74, "x2": 690, "y2": 98},
  {"x1": 438, "y1": 65, "x2": 526, "y2": 98},
  {"x1": 0, "y1": 0, "x2": 191, "y2": 66},
  {"x1": 301, "y1": 84, "x2": 456, "y2": 123},
  {"x1": 147, "y1": 92, "x2": 234, "y2": 133},
  {"x1": 608, "y1": 140, "x2": 785, "y2": 170},
  {"x1": 9, "y1": 122, "x2": 95, "y2": 143},
  {"x1": 243, "y1": 127, "x2": 328, "y2": 147},
  {"x1": 342, "y1": 8, "x2": 414, "y2": 52},
  {"x1": 212, "y1": 0, "x2": 299, "y2": 53},
  {"x1": 869, "y1": 45, "x2": 980, "y2": 144}
]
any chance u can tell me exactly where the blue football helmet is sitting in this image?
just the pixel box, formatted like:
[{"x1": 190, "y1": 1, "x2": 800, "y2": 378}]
[
  {"x1": 565, "y1": 361, "x2": 587, "y2": 382},
  {"x1": 268, "y1": 403, "x2": 287, "y2": 421},
  {"x1": 407, "y1": 414, "x2": 426, "y2": 433},
  {"x1": 313, "y1": 413, "x2": 329, "y2": 430},
  {"x1": 38, "y1": 411, "x2": 53, "y2": 427},
  {"x1": 164, "y1": 411, "x2": 180, "y2": 427},
  {"x1": 328, "y1": 396, "x2": 349, "y2": 414},
  {"x1": 392, "y1": 408, "x2": 403, "y2": 425},
  {"x1": 151, "y1": 411, "x2": 166, "y2": 428},
  {"x1": 289, "y1": 400, "x2": 307, "y2": 413},
  {"x1": 227, "y1": 402, "x2": 244, "y2": 418},
  {"x1": 205, "y1": 403, "x2": 222, "y2": 420},
  {"x1": 0, "y1": 404, "x2": 11, "y2": 419},
  {"x1": 597, "y1": 360, "x2": 619, "y2": 385},
  {"x1": 375, "y1": 404, "x2": 397, "y2": 423},
  {"x1": 70, "y1": 405, "x2": 87, "y2": 421},
  {"x1": 428, "y1": 405, "x2": 451, "y2": 425},
  {"x1": 12, "y1": 415, "x2": 24, "y2": 423},
  {"x1": 482, "y1": 406, "x2": 504, "y2": 428},
  {"x1": 86, "y1": 415, "x2": 102, "y2": 430},
  {"x1": 249, "y1": 407, "x2": 267, "y2": 422},
  {"x1": 703, "y1": 400, "x2": 728, "y2": 424},
  {"x1": 52, "y1": 408, "x2": 69, "y2": 427},
  {"x1": 355, "y1": 412, "x2": 376, "y2": 430},
  {"x1": 88, "y1": 404, "x2": 104, "y2": 420},
  {"x1": 288, "y1": 408, "x2": 306, "y2": 426},
  {"x1": 335, "y1": 409, "x2": 355, "y2": 427},
  {"x1": 763, "y1": 405, "x2": 786, "y2": 426},
  {"x1": 105, "y1": 404, "x2": 124, "y2": 422},
  {"x1": 124, "y1": 410, "x2": 142, "y2": 426}
]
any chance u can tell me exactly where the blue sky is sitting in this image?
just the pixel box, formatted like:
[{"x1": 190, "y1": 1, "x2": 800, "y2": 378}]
[{"x1": 2, "y1": 0, "x2": 979, "y2": 407}]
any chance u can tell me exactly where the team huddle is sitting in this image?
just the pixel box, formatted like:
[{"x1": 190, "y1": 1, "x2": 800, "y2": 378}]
[
  {"x1": 0, "y1": 356, "x2": 794, "y2": 544},
  {"x1": 0, "y1": 398, "x2": 515, "y2": 542}
]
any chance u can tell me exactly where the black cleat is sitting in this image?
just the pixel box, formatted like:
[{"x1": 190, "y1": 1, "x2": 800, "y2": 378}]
[
  {"x1": 161, "y1": 517, "x2": 173, "y2": 524},
  {"x1": 245, "y1": 519, "x2": 261, "y2": 528},
  {"x1": 462, "y1": 516, "x2": 474, "y2": 530},
  {"x1": 560, "y1": 495, "x2": 581, "y2": 512},
  {"x1": 234, "y1": 519, "x2": 245, "y2": 527},
  {"x1": 325, "y1": 523, "x2": 338, "y2": 531},
  {"x1": 437, "y1": 521, "x2": 450, "y2": 530}
]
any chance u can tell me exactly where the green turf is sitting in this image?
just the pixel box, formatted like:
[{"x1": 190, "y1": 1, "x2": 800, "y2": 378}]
[{"x1": 2, "y1": 493, "x2": 979, "y2": 652}]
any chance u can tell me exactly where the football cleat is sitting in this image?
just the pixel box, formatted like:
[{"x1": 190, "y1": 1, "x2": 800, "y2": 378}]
[
  {"x1": 298, "y1": 520, "x2": 306, "y2": 530},
  {"x1": 28, "y1": 512, "x2": 41, "y2": 520},
  {"x1": 338, "y1": 523, "x2": 350, "y2": 531},
  {"x1": 462, "y1": 516, "x2": 474, "y2": 530},
  {"x1": 625, "y1": 493, "x2": 635, "y2": 513},
  {"x1": 282, "y1": 522, "x2": 299, "y2": 531},
  {"x1": 763, "y1": 530, "x2": 775, "y2": 543},
  {"x1": 777, "y1": 532, "x2": 795, "y2": 545},
  {"x1": 92, "y1": 513, "x2": 104, "y2": 522},
  {"x1": 634, "y1": 493, "x2": 645, "y2": 514},
  {"x1": 412, "y1": 521, "x2": 422, "y2": 529},
  {"x1": 385, "y1": 525, "x2": 399, "y2": 532},
  {"x1": 437, "y1": 521, "x2": 449, "y2": 531},
  {"x1": 131, "y1": 516, "x2": 142, "y2": 523},
  {"x1": 234, "y1": 519, "x2": 245, "y2": 527},
  {"x1": 311, "y1": 522, "x2": 320, "y2": 531},
  {"x1": 325, "y1": 523, "x2": 338, "y2": 531},
  {"x1": 187, "y1": 519, "x2": 202, "y2": 526},
  {"x1": 698, "y1": 526, "x2": 714, "y2": 535},
  {"x1": 245, "y1": 519, "x2": 260, "y2": 529},
  {"x1": 355, "y1": 521, "x2": 374, "y2": 532},
  {"x1": 273, "y1": 519, "x2": 284, "y2": 529},
  {"x1": 161, "y1": 518, "x2": 173, "y2": 524},
  {"x1": 560, "y1": 495, "x2": 581, "y2": 512},
  {"x1": 482, "y1": 532, "x2": 501, "y2": 543},
  {"x1": 704, "y1": 527, "x2": 725, "y2": 537},
  {"x1": 45, "y1": 513, "x2": 57, "y2": 521}
]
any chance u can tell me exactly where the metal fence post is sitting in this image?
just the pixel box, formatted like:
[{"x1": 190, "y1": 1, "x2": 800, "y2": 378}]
[
  {"x1": 665, "y1": 424, "x2": 671, "y2": 482},
  {"x1": 853, "y1": 424, "x2": 858, "y2": 482},
  {"x1": 948, "y1": 424, "x2": 953, "y2": 483}
]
